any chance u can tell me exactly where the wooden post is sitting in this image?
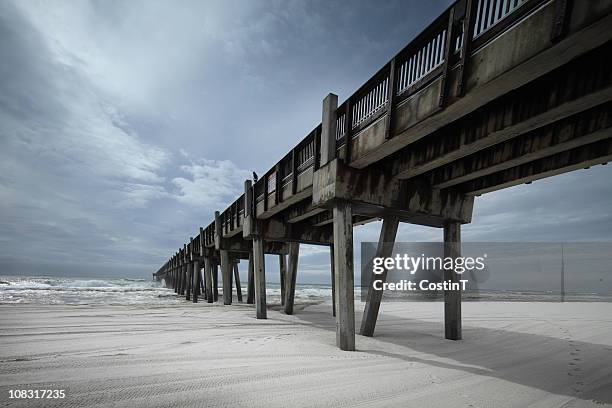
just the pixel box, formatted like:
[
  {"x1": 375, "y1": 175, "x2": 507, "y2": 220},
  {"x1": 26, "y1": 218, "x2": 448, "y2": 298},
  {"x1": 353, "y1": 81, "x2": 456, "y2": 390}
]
[
  {"x1": 174, "y1": 255, "x2": 179, "y2": 293},
  {"x1": 214, "y1": 211, "x2": 222, "y2": 250},
  {"x1": 330, "y1": 246, "x2": 336, "y2": 317},
  {"x1": 233, "y1": 262, "x2": 243, "y2": 302},
  {"x1": 291, "y1": 147, "x2": 298, "y2": 195},
  {"x1": 179, "y1": 251, "x2": 185, "y2": 295},
  {"x1": 204, "y1": 256, "x2": 214, "y2": 304},
  {"x1": 172, "y1": 256, "x2": 177, "y2": 292},
  {"x1": 178, "y1": 260, "x2": 183, "y2": 295},
  {"x1": 283, "y1": 243, "x2": 300, "y2": 315},
  {"x1": 186, "y1": 240, "x2": 193, "y2": 301},
  {"x1": 253, "y1": 236, "x2": 267, "y2": 319},
  {"x1": 213, "y1": 261, "x2": 219, "y2": 302},
  {"x1": 384, "y1": 58, "x2": 396, "y2": 139},
  {"x1": 439, "y1": 6, "x2": 457, "y2": 108},
  {"x1": 359, "y1": 217, "x2": 400, "y2": 337},
  {"x1": 180, "y1": 259, "x2": 183, "y2": 294},
  {"x1": 221, "y1": 250, "x2": 232, "y2": 305},
  {"x1": 320, "y1": 93, "x2": 338, "y2": 166},
  {"x1": 333, "y1": 201, "x2": 355, "y2": 351},
  {"x1": 174, "y1": 256, "x2": 178, "y2": 292},
  {"x1": 182, "y1": 246, "x2": 188, "y2": 296},
  {"x1": 551, "y1": 0, "x2": 573, "y2": 42},
  {"x1": 456, "y1": 0, "x2": 476, "y2": 97},
  {"x1": 200, "y1": 265, "x2": 206, "y2": 300},
  {"x1": 192, "y1": 259, "x2": 200, "y2": 303},
  {"x1": 247, "y1": 251, "x2": 255, "y2": 304},
  {"x1": 279, "y1": 254, "x2": 287, "y2": 306},
  {"x1": 199, "y1": 227, "x2": 205, "y2": 299},
  {"x1": 444, "y1": 222, "x2": 462, "y2": 340},
  {"x1": 186, "y1": 261, "x2": 192, "y2": 301},
  {"x1": 344, "y1": 99, "x2": 353, "y2": 162}
]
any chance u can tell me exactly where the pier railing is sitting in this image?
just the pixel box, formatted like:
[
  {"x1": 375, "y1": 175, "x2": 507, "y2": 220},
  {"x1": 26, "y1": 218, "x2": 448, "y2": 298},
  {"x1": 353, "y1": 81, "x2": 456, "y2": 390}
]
[{"x1": 191, "y1": 0, "x2": 547, "y2": 240}]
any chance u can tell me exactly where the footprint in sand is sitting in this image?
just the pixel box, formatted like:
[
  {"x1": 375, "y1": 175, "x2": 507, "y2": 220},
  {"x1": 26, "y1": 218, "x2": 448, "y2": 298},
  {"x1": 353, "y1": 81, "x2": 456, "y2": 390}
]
[
  {"x1": 561, "y1": 326, "x2": 584, "y2": 397},
  {"x1": 427, "y1": 373, "x2": 442, "y2": 384}
]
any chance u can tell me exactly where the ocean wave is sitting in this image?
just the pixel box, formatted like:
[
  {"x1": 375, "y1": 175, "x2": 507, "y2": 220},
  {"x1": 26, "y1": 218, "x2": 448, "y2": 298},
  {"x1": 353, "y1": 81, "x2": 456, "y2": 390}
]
[
  {"x1": 0, "y1": 276, "x2": 336, "y2": 306},
  {"x1": 0, "y1": 276, "x2": 178, "y2": 305}
]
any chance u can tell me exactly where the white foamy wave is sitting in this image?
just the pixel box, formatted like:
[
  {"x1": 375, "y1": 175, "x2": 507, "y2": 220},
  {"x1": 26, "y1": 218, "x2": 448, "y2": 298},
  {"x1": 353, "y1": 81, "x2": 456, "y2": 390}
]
[
  {"x1": 0, "y1": 276, "x2": 335, "y2": 306},
  {"x1": 0, "y1": 276, "x2": 181, "y2": 305}
]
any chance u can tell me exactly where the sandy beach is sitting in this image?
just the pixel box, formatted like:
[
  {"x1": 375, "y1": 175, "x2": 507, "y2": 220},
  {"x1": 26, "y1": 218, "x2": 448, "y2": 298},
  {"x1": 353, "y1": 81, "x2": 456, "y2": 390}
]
[{"x1": 1, "y1": 301, "x2": 611, "y2": 407}]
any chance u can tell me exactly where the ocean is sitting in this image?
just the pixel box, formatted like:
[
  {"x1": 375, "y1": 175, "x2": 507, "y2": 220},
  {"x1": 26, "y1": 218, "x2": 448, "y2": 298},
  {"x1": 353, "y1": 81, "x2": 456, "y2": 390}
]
[
  {"x1": 2, "y1": 275, "x2": 609, "y2": 305},
  {"x1": 0, "y1": 275, "x2": 333, "y2": 305}
]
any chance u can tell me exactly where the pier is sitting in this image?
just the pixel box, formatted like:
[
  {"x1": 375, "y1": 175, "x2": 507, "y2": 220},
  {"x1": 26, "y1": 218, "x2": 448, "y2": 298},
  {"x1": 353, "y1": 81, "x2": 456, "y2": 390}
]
[{"x1": 154, "y1": 0, "x2": 612, "y2": 351}]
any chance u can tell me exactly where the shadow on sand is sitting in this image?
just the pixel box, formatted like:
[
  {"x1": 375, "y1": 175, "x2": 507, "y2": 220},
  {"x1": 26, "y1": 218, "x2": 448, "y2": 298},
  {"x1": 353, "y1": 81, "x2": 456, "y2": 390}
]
[{"x1": 288, "y1": 303, "x2": 612, "y2": 405}]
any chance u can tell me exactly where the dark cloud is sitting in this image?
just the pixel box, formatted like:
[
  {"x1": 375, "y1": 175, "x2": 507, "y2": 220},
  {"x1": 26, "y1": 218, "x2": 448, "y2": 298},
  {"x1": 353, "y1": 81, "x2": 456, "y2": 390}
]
[{"x1": 1, "y1": 0, "x2": 611, "y2": 281}]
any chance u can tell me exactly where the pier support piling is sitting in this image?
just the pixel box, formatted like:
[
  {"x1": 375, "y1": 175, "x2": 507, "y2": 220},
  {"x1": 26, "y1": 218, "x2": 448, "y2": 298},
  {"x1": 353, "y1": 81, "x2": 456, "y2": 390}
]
[
  {"x1": 213, "y1": 262, "x2": 219, "y2": 302},
  {"x1": 234, "y1": 262, "x2": 243, "y2": 302},
  {"x1": 360, "y1": 217, "x2": 400, "y2": 337},
  {"x1": 221, "y1": 250, "x2": 232, "y2": 305},
  {"x1": 444, "y1": 222, "x2": 462, "y2": 340},
  {"x1": 192, "y1": 259, "x2": 199, "y2": 303},
  {"x1": 204, "y1": 256, "x2": 214, "y2": 303},
  {"x1": 247, "y1": 251, "x2": 255, "y2": 304},
  {"x1": 333, "y1": 201, "x2": 355, "y2": 351},
  {"x1": 283, "y1": 243, "x2": 299, "y2": 315},
  {"x1": 330, "y1": 246, "x2": 335, "y2": 317},
  {"x1": 279, "y1": 254, "x2": 287, "y2": 306},
  {"x1": 253, "y1": 236, "x2": 267, "y2": 319},
  {"x1": 185, "y1": 264, "x2": 189, "y2": 297}
]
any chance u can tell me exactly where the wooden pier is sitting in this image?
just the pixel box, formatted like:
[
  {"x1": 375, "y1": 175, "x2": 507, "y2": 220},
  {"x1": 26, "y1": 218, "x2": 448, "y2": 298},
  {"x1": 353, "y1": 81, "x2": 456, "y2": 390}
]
[{"x1": 154, "y1": 0, "x2": 612, "y2": 350}]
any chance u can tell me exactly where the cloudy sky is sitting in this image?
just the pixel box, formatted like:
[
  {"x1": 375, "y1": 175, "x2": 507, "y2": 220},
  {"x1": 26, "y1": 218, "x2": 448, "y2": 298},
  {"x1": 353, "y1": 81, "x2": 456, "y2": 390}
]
[{"x1": 1, "y1": 0, "x2": 611, "y2": 283}]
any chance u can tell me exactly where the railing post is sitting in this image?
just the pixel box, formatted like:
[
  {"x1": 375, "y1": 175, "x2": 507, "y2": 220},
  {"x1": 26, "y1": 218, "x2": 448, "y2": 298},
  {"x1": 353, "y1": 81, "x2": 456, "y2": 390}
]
[
  {"x1": 275, "y1": 163, "x2": 281, "y2": 204},
  {"x1": 320, "y1": 93, "x2": 338, "y2": 166},
  {"x1": 263, "y1": 173, "x2": 268, "y2": 212},
  {"x1": 456, "y1": 0, "x2": 476, "y2": 97},
  {"x1": 384, "y1": 59, "x2": 397, "y2": 139},
  {"x1": 439, "y1": 6, "x2": 457, "y2": 107},
  {"x1": 344, "y1": 99, "x2": 353, "y2": 162},
  {"x1": 551, "y1": 0, "x2": 573, "y2": 42},
  {"x1": 214, "y1": 211, "x2": 222, "y2": 250},
  {"x1": 291, "y1": 147, "x2": 298, "y2": 195}
]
